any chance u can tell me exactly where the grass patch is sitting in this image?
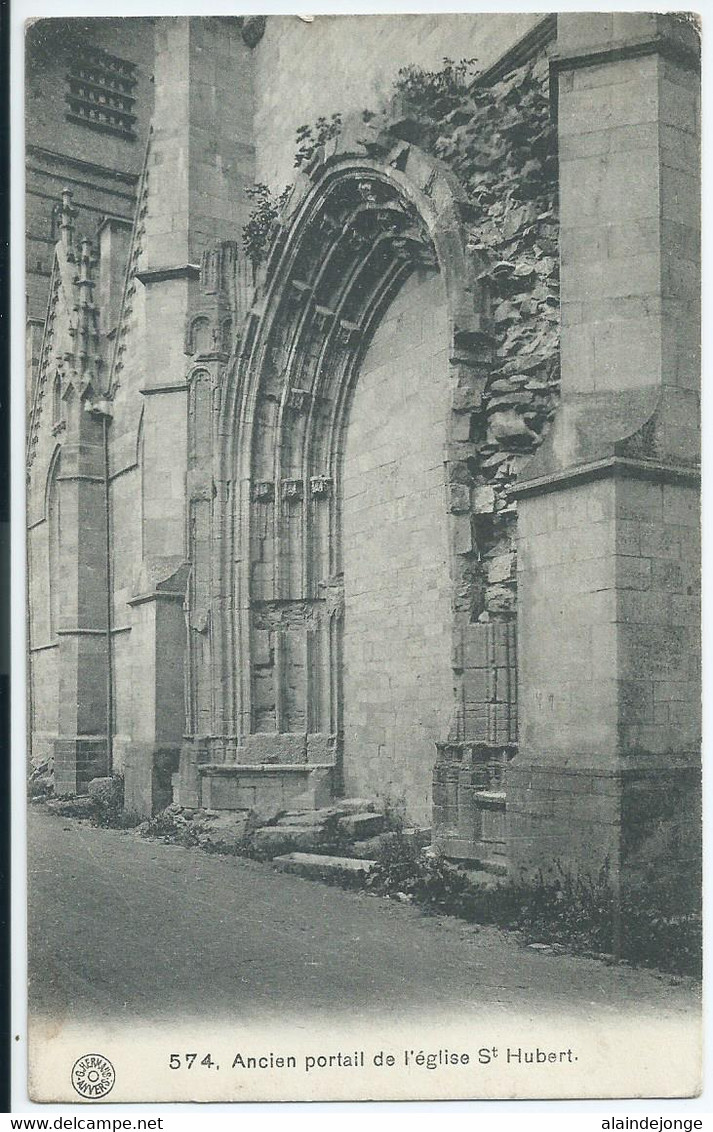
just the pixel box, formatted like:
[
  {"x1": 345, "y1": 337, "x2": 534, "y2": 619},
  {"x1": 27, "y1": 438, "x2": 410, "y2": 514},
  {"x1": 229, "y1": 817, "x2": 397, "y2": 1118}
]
[
  {"x1": 360, "y1": 836, "x2": 701, "y2": 978},
  {"x1": 43, "y1": 776, "x2": 143, "y2": 830},
  {"x1": 139, "y1": 807, "x2": 204, "y2": 848}
]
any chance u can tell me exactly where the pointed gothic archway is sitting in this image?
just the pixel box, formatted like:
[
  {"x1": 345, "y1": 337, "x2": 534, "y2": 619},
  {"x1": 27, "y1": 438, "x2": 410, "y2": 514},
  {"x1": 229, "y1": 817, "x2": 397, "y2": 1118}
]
[{"x1": 193, "y1": 141, "x2": 514, "y2": 842}]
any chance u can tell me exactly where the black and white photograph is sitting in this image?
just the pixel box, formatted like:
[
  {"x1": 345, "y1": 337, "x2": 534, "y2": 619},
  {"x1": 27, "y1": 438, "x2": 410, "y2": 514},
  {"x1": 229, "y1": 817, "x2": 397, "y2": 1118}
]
[{"x1": 20, "y1": 6, "x2": 702, "y2": 1106}]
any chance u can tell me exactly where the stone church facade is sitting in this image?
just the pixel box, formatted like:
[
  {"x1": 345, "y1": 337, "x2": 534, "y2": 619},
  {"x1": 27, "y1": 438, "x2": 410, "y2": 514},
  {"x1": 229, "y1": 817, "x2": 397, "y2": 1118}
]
[{"x1": 26, "y1": 13, "x2": 701, "y2": 884}]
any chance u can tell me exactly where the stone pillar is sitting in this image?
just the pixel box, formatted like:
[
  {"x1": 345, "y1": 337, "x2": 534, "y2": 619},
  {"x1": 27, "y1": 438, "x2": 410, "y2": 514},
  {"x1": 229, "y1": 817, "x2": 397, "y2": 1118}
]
[
  {"x1": 54, "y1": 415, "x2": 110, "y2": 795},
  {"x1": 509, "y1": 14, "x2": 701, "y2": 887},
  {"x1": 123, "y1": 17, "x2": 257, "y2": 812},
  {"x1": 50, "y1": 220, "x2": 111, "y2": 796},
  {"x1": 125, "y1": 570, "x2": 187, "y2": 816}
]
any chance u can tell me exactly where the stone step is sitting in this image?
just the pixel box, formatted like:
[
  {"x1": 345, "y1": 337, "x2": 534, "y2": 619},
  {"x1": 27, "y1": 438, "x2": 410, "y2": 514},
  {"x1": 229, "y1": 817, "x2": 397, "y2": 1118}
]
[
  {"x1": 277, "y1": 812, "x2": 330, "y2": 829},
  {"x1": 350, "y1": 827, "x2": 431, "y2": 859},
  {"x1": 281, "y1": 798, "x2": 377, "y2": 819},
  {"x1": 272, "y1": 852, "x2": 376, "y2": 880},
  {"x1": 277, "y1": 797, "x2": 382, "y2": 830},
  {"x1": 252, "y1": 825, "x2": 329, "y2": 854},
  {"x1": 337, "y1": 811, "x2": 385, "y2": 838}
]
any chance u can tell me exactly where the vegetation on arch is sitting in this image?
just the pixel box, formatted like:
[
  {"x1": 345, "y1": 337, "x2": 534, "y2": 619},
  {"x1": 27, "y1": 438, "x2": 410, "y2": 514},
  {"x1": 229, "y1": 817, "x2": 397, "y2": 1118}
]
[
  {"x1": 241, "y1": 182, "x2": 293, "y2": 271},
  {"x1": 242, "y1": 51, "x2": 560, "y2": 464},
  {"x1": 388, "y1": 52, "x2": 560, "y2": 421},
  {"x1": 240, "y1": 52, "x2": 560, "y2": 622}
]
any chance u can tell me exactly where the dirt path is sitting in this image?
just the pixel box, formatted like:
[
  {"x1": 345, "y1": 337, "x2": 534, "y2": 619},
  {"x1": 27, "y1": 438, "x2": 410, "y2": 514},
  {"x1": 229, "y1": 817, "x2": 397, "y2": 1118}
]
[{"x1": 28, "y1": 807, "x2": 698, "y2": 1027}]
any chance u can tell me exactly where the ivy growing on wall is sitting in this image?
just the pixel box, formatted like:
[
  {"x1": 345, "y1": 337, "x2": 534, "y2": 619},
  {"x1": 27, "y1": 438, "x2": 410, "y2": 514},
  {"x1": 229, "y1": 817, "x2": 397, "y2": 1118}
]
[
  {"x1": 385, "y1": 53, "x2": 559, "y2": 616},
  {"x1": 242, "y1": 182, "x2": 293, "y2": 269},
  {"x1": 242, "y1": 52, "x2": 559, "y2": 617},
  {"x1": 391, "y1": 53, "x2": 559, "y2": 468},
  {"x1": 241, "y1": 112, "x2": 342, "y2": 264},
  {"x1": 294, "y1": 112, "x2": 343, "y2": 168},
  {"x1": 390, "y1": 57, "x2": 477, "y2": 122}
]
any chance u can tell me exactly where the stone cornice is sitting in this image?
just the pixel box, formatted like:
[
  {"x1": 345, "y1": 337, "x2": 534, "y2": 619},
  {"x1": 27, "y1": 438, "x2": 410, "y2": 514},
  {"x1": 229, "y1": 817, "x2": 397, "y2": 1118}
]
[
  {"x1": 127, "y1": 589, "x2": 186, "y2": 607},
  {"x1": 512, "y1": 456, "x2": 700, "y2": 500},
  {"x1": 55, "y1": 472, "x2": 105, "y2": 484},
  {"x1": 550, "y1": 33, "x2": 701, "y2": 78},
  {"x1": 136, "y1": 264, "x2": 201, "y2": 285},
  {"x1": 197, "y1": 763, "x2": 333, "y2": 776},
  {"x1": 97, "y1": 214, "x2": 134, "y2": 235},
  {"x1": 56, "y1": 627, "x2": 107, "y2": 636},
  {"x1": 139, "y1": 382, "x2": 190, "y2": 396},
  {"x1": 25, "y1": 144, "x2": 140, "y2": 185}
]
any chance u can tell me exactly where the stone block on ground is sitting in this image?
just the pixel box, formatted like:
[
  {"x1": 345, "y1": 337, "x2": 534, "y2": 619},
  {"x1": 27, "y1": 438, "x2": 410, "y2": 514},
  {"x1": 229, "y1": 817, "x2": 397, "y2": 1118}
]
[
  {"x1": 272, "y1": 852, "x2": 376, "y2": 880},
  {"x1": 322, "y1": 798, "x2": 377, "y2": 817},
  {"x1": 282, "y1": 797, "x2": 377, "y2": 821},
  {"x1": 402, "y1": 826, "x2": 433, "y2": 849},
  {"x1": 200, "y1": 826, "x2": 249, "y2": 851},
  {"x1": 252, "y1": 825, "x2": 329, "y2": 855},
  {"x1": 405, "y1": 828, "x2": 432, "y2": 846},
  {"x1": 350, "y1": 826, "x2": 433, "y2": 859},
  {"x1": 458, "y1": 866, "x2": 502, "y2": 889},
  {"x1": 337, "y1": 811, "x2": 385, "y2": 838},
  {"x1": 478, "y1": 857, "x2": 508, "y2": 877},
  {"x1": 196, "y1": 811, "x2": 252, "y2": 848},
  {"x1": 350, "y1": 832, "x2": 398, "y2": 858}
]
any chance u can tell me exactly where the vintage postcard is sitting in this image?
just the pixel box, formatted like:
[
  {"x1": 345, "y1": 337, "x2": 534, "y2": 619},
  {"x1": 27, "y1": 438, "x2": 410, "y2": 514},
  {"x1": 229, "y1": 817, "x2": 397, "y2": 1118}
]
[{"x1": 21, "y1": 7, "x2": 702, "y2": 1105}]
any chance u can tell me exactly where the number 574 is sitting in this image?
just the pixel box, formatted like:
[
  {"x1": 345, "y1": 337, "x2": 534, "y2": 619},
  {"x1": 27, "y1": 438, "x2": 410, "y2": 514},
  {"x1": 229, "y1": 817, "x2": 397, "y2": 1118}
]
[{"x1": 169, "y1": 1054, "x2": 217, "y2": 1069}]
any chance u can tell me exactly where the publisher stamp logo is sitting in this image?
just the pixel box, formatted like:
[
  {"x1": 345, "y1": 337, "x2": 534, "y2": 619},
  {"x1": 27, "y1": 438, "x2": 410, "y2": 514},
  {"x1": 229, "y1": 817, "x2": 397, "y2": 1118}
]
[{"x1": 71, "y1": 1054, "x2": 115, "y2": 1099}]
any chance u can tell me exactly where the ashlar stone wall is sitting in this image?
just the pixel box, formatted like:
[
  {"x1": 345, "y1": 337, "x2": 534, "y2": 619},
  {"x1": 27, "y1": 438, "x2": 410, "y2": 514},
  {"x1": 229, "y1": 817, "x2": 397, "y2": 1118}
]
[
  {"x1": 342, "y1": 269, "x2": 453, "y2": 823},
  {"x1": 253, "y1": 13, "x2": 545, "y2": 189}
]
